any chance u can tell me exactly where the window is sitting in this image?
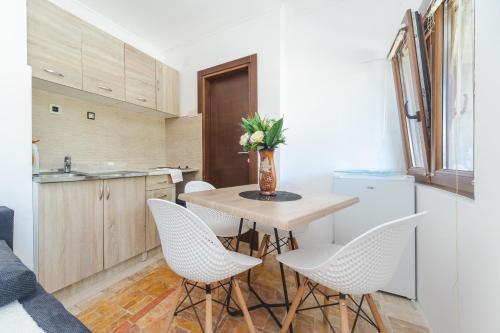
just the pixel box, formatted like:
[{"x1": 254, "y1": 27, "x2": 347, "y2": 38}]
[
  {"x1": 390, "y1": 0, "x2": 475, "y2": 197},
  {"x1": 443, "y1": 0, "x2": 474, "y2": 172},
  {"x1": 390, "y1": 10, "x2": 431, "y2": 183}
]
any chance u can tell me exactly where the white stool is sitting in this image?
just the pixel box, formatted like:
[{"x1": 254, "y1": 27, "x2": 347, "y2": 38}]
[
  {"x1": 276, "y1": 212, "x2": 427, "y2": 333},
  {"x1": 148, "y1": 199, "x2": 262, "y2": 333}
]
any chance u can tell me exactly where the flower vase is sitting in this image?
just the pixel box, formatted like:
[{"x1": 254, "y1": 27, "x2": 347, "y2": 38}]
[{"x1": 258, "y1": 149, "x2": 276, "y2": 196}]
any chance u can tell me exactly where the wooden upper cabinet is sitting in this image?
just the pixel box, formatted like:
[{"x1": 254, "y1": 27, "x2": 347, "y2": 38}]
[
  {"x1": 37, "y1": 180, "x2": 104, "y2": 293},
  {"x1": 103, "y1": 177, "x2": 146, "y2": 269},
  {"x1": 156, "y1": 61, "x2": 180, "y2": 116},
  {"x1": 82, "y1": 23, "x2": 125, "y2": 101},
  {"x1": 125, "y1": 45, "x2": 156, "y2": 109},
  {"x1": 28, "y1": 0, "x2": 83, "y2": 89}
]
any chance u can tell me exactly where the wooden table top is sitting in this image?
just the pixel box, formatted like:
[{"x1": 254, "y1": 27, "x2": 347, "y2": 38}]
[{"x1": 179, "y1": 184, "x2": 359, "y2": 231}]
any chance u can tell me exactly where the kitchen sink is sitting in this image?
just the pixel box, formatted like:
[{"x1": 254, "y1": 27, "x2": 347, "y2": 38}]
[
  {"x1": 36, "y1": 171, "x2": 87, "y2": 182},
  {"x1": 34, "y1": 170, "x2": 148, "y2": 183}
]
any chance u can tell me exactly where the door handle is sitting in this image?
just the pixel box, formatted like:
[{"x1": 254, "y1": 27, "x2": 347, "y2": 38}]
[
  {"x1": 97, "y1": 85, "x2": 113, "y2": 92},
  {"x1": 43, "y1": 68, "x2": 64, "y2": 77},
  {"x1": 238, "y1": 151, "x2": 249, "y2": 155},
  {"x1": 404, "y1": 101, "x2": 421, "y2": 122}
]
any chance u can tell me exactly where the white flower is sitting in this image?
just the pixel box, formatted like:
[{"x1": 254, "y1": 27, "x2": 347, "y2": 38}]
[
  {"x1": 250, "y1": 131, "x2": 264, "y2": 144},
  {"x1": 239, "y1": 133, "x2": 250, "y2": 146}
]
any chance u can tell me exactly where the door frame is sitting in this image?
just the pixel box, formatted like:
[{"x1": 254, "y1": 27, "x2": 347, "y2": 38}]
[{"x1": 198, "y1": 54, "x2": 258, "y2": 184}]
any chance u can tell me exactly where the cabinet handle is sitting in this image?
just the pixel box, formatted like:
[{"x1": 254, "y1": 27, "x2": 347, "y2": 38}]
[
  {"x1": 97, "y1": 85, "x2": 112, "y2": 92},
  {"x1": 43, "y1": 68, "x2": 64, "y2": 77},
  {"x1": 137, "y1": 97, "x2": 147, "y2": 102},
  {"x1": 99, "y1": 184, "x2": 104, "y2": 200},
  {"x1": 159, "y1": 195, "x2": 169, "y2": 200},
  {"x1": 106, "y1": 184, "x2": 110, "y2": 200}
]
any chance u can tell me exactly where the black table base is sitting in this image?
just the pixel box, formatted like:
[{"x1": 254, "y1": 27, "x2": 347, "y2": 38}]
[{"x1": 226, "y1": 218, "x2": 297, "y2": 333}]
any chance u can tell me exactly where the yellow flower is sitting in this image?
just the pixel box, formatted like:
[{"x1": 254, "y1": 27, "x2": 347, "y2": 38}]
[
  {"x1": 250, "y1": 131, "x2": 264, "y2": 144},
  {"x1": 240, "y1": 133, "x2": 250, "y2": 146}
]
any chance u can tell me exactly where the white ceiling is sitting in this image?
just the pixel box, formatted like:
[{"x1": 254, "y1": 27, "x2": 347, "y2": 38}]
[
  {"x1": 74, "y1": 0, "x2": 422, "y2": 56},
  {"x1": 75, "y1": 0, "x2": 285, "y2": 52}
]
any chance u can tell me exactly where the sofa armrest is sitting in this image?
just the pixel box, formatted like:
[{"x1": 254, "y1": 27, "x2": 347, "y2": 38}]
[{"x1": 0, "y1": 207, "x2": 14, "y2": 250}]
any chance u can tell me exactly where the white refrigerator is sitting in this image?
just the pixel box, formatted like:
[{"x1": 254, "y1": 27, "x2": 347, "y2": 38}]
[{"x1": 333, "y1": 171, "x2": 416, "y2": 299}]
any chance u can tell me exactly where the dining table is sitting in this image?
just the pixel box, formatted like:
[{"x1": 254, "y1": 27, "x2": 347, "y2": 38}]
[{"x1": 179, "y1": 184, "x2": 359, "y2": 332}]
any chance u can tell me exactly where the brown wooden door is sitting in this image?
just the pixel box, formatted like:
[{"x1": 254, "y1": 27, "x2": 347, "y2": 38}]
[{"x1": 199, "y1": 55, "x2": 258, "y2": 188}]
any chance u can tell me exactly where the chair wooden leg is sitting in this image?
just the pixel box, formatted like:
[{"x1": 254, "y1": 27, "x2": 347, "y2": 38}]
[
  {"x1": 279, "y1": 278, "x2": 308, "y2": 333},
  {"x1": 366, "y1": 294, "x2": 386, "y2": 333},
  {"x1": 232, "y1": 279, "x2": 256, "y2": 333},
  {"x1": 339, "y1": 294, "x2": 349, "y2": 333},
  {"x1": 205, "y1": 285, "x2": 212, "y2": 333},
  {"x1": 257, "y1": 234, "x2": 270, "y2": 263},
  {"x1": 322, "y1": 286, "x2": 331, "y2": 323},
  {"x1": 287, "y1": 237, "x2": 299, "y2": 251}
]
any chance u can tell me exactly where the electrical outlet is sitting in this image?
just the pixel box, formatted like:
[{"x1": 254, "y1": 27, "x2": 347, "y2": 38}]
[
  {"x1": 49, "y1": 104, "x2": 61, "y2": 115},
  {"x1": 87, "y1": 112, "x2": 95, "y2": 120}
]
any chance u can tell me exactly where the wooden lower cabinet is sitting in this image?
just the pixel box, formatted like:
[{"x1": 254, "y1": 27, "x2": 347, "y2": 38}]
[
  {"x1": 103, "y1": 177, "x2": 146, "y2": 269},
  {"x1": 37, "y1": 180, "x2": 104, "y2": 293},
  {"x1": 146, "y1": 185, "x2": 176, "y2": 250},
  {"x1": 36, "y1": 176, "x2": 152, "y2": 291}
]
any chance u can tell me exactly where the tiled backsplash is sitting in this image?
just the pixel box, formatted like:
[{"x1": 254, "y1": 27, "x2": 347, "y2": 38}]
[
  {"x1": 165, "y1": 114, "x2": 202, "y2": 181},
  {"x1": 32, "y1": 89, "x2": 168, "y2": 170}
]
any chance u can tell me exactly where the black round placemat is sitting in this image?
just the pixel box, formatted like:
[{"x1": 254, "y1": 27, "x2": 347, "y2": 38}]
[{"x1": 239, "y1": 190, "x2": 302, "y2": 202}]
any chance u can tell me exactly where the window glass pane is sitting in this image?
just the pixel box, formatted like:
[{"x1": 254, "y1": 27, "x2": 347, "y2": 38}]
[
  {"x1": 443, "y1": 0, "x2": 474, "y2": 171},
  {"x1": 398, "y1": 46, "x2": 425, "y2": 168}
]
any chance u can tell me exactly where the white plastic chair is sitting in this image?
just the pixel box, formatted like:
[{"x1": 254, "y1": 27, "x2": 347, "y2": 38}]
[
  {"x1": 148, "y1": 199, "x2": 261, "y2": 333},
  {"x1": 185, "y1": 181, "x2": 249, "y2": 240},
  {"x1": 276, "y1": 212, "x2": 427, "y2": 333}
]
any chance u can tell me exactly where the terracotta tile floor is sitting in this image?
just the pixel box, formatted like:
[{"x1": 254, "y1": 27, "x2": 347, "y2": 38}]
[{"x1": 73, "y1": 249, "x2": 430, "y2": 333}]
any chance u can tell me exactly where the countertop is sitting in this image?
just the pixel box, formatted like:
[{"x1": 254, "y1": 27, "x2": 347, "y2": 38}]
[{"x1": 33, "y1": 168, "x2": 198, "y2": 184}]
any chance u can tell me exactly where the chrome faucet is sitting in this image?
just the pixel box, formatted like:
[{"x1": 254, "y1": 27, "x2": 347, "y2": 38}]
[{"x1": 64, "y1": 156, "x2": 71, "y2": 173}]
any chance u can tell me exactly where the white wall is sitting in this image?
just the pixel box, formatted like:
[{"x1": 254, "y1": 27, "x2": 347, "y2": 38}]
[
  {"x1": 280, "y1": 0, "x2": 410, "y2": 188},
  {"x1": 165, "y1": 6, "x2": 282, "y2": 118},
  {"x1": 0, "y1": 1, "x2": 34, "y2": 268},
  {"x1": 279, "y1": 0, "x2": 416, "y2": 245},
  {"x1": 415, "y1": 1, "x2": 500, "y2": 332}
]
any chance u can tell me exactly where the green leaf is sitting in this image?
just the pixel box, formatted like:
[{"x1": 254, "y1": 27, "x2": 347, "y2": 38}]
[
  {"x1": 252, "y1": 113, "x2": 263, "y2": 131},
  {"x1": 265, "y1": 118, "x2": 283, "y2": 148},
  {"x1": 241, "y1": 118, "x2": 254, "y2": 133}
]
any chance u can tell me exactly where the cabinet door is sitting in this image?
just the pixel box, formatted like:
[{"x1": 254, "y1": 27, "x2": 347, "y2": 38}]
[
  {"x1": 156, "y1": 62, "x2": 179, "y2": 116},
  {"x1": 146, "y1": 185, "x2": 176, "y2": 250},
  {"x1": 28, "y1": 0, "x2": 83, "y2": 89},
  {"x1": 104, "y1": 177, "x2": 146, "y2": 269},
  {"x1": 82, "y1": 23, "x2": 125, "y2": 100},
  {"x1": 125, "y1": 44, "x2": 156, "y2": 109},
  {"x1": 38, "y1": 180, "x2": 104, "y2": 293}
]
